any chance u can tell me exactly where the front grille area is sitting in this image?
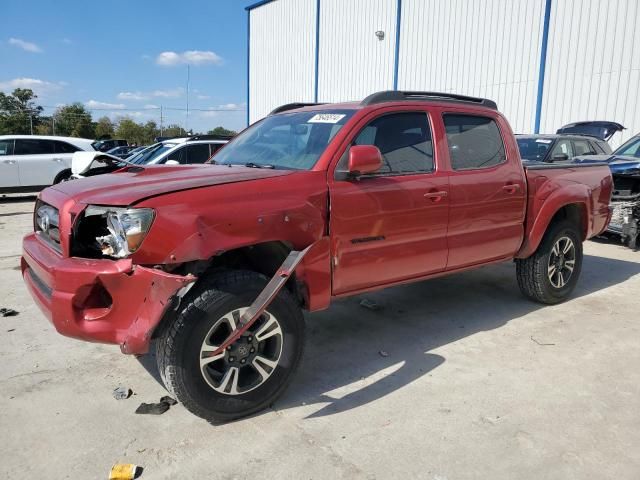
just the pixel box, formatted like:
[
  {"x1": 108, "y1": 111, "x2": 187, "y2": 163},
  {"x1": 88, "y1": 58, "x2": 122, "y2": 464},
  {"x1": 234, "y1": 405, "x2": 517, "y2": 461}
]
[{"x1": 34, "y1": 200, "x2": 62, "y2": 253}]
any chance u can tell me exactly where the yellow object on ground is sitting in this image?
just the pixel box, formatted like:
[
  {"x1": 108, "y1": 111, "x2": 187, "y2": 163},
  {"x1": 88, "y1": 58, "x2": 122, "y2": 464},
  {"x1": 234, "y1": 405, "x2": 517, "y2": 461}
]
[{"x1": 109, "y1": 464, "x2": 138, "y2": 480}]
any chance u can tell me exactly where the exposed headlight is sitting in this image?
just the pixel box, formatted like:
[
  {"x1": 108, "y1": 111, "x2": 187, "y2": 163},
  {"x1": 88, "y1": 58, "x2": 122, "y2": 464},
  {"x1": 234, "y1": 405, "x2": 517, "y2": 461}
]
[{"x1": 84, "y1": 206, "x2": 155, "y2": 258}]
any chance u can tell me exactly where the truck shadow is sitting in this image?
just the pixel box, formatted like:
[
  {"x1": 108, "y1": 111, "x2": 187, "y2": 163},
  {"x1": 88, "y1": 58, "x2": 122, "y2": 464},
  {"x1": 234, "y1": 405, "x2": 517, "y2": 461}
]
[
  {"x1": 136, "y1": 254, "x2": 640, "y2": 419},
  {"x1": 277, "y1": 254, "x2": 640, "y2": 418},
  {"x1": 0, "y1": 194, "x2": 38, "y2": 204}
]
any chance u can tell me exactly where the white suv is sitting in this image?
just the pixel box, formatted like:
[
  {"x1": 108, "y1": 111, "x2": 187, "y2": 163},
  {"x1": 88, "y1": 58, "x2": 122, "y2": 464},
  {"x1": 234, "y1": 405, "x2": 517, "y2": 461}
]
[
  {"x1": 0, "y1": 135, "x2": 95, "y2": 192},
  {"x1": 127, "y1": 137, "x2": 228, "y2": 166},
  {"x1": 72, "y1": 136, "x2": 229, "y2": 178}
]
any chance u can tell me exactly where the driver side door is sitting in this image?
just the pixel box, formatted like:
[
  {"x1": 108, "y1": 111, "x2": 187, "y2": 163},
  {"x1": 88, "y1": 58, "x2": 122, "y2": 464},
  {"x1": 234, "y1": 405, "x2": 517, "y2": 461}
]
[{"x1": 329, "y1": 110, "x2": 449, "y2": 295}]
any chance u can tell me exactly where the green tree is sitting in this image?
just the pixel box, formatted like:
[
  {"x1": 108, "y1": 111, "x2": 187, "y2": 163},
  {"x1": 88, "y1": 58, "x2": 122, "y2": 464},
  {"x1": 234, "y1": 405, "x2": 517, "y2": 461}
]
[
  {"x1": 94, "y1": 116, "x2": 115, "y2": 139},
  {"x1": 142, "y1": 121, "x2": 159, "y2": 144},
  {"x1": 162, "y1": 124, "x2": 187, "y2": 138},
  {"x1": 54, "y1": 103, "x2": 95, "y2": 138},
  {"x1": 115, "y1": 118, "x2": 145, "y2": 144},
  {"x1": 0, "y1": 88, "x2": 44, "y2": 134},
  {"x1": 207, "y1": 126, "x2": 237, "y2": 137}
]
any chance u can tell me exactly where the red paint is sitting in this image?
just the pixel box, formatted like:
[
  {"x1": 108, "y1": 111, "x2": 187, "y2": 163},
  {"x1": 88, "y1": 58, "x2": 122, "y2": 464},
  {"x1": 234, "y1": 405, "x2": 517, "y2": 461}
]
[{"x1": 22, "y1": 99, "x2": 613, "y2": 354}]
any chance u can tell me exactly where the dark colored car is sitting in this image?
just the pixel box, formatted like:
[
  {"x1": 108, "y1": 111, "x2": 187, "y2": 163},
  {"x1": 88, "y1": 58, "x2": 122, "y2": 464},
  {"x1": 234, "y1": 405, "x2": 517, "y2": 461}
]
[
  {"x1": 106, "y1": 146, "x2": 138, "y2": 159},
  {"x1": 572, "y1": 133, "x2": 640, "y2": 173},
  {"x1": 92, "y1": 139, "x2": 128, "y2": 152},
  {"x1": 516, "y1": 121, "x2": 624, "y2": 163}
]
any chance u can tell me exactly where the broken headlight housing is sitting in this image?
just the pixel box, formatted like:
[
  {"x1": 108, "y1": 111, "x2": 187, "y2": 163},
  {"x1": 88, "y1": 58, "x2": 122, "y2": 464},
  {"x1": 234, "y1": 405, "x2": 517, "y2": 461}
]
[{"x1": 83, "y1": 206, "x2": 155, "y2": 258}]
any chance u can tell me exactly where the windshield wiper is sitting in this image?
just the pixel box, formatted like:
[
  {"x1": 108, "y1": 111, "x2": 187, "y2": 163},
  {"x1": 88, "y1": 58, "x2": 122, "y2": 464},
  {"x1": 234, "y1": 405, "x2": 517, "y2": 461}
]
[{"x1": 244, "y1": 162, "x2": 275, "y2": 169}]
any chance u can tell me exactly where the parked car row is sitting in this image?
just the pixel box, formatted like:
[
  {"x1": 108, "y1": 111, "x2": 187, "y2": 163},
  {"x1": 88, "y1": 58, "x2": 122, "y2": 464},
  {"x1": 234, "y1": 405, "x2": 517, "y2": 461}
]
[{"x1": 71, "y1": 135, "x2": 230, "y2": 178}]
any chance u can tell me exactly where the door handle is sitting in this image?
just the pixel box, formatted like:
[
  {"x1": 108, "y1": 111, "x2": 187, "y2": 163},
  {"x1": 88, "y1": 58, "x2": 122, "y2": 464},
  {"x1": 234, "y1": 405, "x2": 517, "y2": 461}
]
[
  {"x1": 52, "y1": 158, "x2": 64, "y2": 162},
  {"x1": 502, "y1": 184, "x2": 521, "y2": 194},
  {"x1": 424, "y1": 190, "x2": 448, "y2": 202},
  {"x1": 2, "y1": 160, "x2": 16, "y2": 164}
]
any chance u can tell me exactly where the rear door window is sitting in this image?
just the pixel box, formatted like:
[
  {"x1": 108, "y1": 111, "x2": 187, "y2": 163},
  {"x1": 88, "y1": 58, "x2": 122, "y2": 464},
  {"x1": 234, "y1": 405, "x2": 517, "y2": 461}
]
[
  {"x1": 573, "y1": 139, "x2": 596, "y2": 156},
  {"x1": 443, "y1": 114, "x2": 506, "y2": 170},
  {"x1": 14, "y1": 139, "x2": 55, "y2": 155},
  {"x1": 54, "y1": 141, "x2": 80, "y2": 154},
  {"x1": 185, "y1": 144, "x2": 212, "y2": 164},
  {"x1": 352, "y1": 112, "x2": 434, "y2": 174}
]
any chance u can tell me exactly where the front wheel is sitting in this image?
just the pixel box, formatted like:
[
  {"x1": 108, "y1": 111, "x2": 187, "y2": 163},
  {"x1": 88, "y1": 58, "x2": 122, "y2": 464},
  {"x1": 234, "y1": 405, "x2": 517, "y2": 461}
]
[
  {"x1": 516, "y1": 220, "x2": 583, "y2": 304},
  {"x1": 156, "y1": 270, "x2": 305, "y2": 423}
]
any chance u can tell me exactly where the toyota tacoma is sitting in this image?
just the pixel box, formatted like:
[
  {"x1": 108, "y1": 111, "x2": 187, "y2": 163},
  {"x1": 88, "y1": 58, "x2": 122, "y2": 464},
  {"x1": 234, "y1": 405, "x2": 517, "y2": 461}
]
[{"x1": 22, "y1": 91, "x2": 613, "y2": 422}]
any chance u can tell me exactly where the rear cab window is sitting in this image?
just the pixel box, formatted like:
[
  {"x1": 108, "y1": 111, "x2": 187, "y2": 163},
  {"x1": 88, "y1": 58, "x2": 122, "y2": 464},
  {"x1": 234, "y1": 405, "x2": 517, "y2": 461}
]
[{"x1": 443, "y1": 114, "x2": 506, "y2": 170}]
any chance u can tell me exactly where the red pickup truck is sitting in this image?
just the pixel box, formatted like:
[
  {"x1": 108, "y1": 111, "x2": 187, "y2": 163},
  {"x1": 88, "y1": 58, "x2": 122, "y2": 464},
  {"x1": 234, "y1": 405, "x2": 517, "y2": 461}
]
[{"x1": 22, "y1": 91, "x2": 612, "y2": 422}]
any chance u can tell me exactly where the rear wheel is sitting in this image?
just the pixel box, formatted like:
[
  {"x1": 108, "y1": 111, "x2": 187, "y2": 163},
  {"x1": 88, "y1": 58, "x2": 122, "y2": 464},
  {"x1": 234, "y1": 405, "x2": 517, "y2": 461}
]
[
  {"x1": 516, "y1": 220, "x2": 583, "y2": 304},
  {"x1": 155, "y1": 270, "x2": 305, "y2": 422}
]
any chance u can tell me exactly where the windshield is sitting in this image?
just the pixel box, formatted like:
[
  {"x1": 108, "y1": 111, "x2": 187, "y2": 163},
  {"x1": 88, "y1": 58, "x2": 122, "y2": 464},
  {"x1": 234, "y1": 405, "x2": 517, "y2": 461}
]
[
  {"x1": 129, "y1": 143, "x2": 176, "y2": 164},
  {"x1": 516, "y1": 137, "x2": 553, "y2": 161},
  {"x1": 211, "y1": 110, "x2": 355, "y2": 170},
  {"x1": 613, "y1": 136, "x2": 640, "y2": 158}
]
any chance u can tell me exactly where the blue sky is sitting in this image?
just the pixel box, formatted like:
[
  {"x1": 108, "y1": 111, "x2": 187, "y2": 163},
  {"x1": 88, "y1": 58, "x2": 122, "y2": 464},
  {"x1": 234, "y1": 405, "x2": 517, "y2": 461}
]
[{"x1": 1, "y1": 0, "x2": 256, "y2": 132}]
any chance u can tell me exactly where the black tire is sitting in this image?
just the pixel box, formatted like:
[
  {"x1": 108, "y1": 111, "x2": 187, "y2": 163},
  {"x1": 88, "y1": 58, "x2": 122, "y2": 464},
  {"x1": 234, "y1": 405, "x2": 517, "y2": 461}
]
[
  {"x1": 53, "y1": 169, "x2": 72, "y2": 184},
  {"x1": 516, "y1": 220, "x2": 583, "y2": 304},
  {"x1": 155, "y1": 270, "x2": 305, "y2": 423}
]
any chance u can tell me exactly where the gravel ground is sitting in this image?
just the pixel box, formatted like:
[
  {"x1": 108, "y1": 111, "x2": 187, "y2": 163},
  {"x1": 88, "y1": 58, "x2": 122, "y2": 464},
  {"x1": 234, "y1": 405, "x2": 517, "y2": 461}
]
[{"x1": 1, "y1": 194, "x2": 639, "y2": 479}]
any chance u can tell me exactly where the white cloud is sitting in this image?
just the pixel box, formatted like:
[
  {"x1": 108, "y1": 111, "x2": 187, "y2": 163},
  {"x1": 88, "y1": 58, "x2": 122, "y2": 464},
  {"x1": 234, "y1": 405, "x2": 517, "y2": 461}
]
[
  {"x1": 143, "y1": 104, "x2": 159, "y2": 109},
  {"x1": 156, "y1": 50, "x2": 223, "y2": 67},
  {"x1": 151, "y1": 87, "x2": 184, "y2": 98},
  {"x1": 8, "y1": 37, "x2": 42, "y2": 53},
  {"x1": 61, "y1": 38, "x2": 72, "y2": 45},
  {"x1": 197, "y1": 94, "x2": 211, "y2": 100},
  {"x1": 0, "y1": 77, "x2": 63, "y2": 94},
  {"x1": 85, "y1": 100, "x2": 126, "y2": 110},
  {"x1": 117, "y1": 91, "x2": 148, "y2": 101},
  {"x1": 117, "y1": 88, "x2": 184, "y2": 101}
]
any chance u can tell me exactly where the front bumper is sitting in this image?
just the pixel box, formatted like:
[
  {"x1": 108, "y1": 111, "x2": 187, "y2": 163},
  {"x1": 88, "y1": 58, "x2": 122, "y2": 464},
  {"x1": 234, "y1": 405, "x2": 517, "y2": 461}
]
[{"x1": 22, "y1": 232, "x2": 194, "y2": 354}]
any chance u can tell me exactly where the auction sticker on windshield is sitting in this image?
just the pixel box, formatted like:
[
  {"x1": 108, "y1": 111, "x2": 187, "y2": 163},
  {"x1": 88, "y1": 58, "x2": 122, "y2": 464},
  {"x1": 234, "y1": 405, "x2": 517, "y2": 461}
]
[{"x1": 308, "y1": 114, "x2": 346, "y2": 124}]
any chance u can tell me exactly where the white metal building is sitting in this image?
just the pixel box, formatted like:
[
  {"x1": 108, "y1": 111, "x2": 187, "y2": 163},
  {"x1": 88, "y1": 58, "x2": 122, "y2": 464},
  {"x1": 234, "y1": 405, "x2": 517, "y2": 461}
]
[{"x1": 246, "y1": 0, "x2": 640, "y2": 146}]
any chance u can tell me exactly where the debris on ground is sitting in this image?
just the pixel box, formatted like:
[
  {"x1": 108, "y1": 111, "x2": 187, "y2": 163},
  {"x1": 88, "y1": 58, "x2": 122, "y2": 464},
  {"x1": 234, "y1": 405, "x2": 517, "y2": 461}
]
[
  {"x1": 379, "y1": 350, "x2": 389, "y2": 357},
  {"x1": 359, "y1": 298, "x2": 382, "y2": 311},
  {"x1": 160, "y1": 396, "x2": 177, "y2": 406},
  {"x1": 530, "y1": 336, "x2": 555, "y2": 346},
  {"x1": 0, "y1": 308, "x2": 19, "y2": 317},
  {"x1": 134, "y1": 396, "x2": 178, "y2": 415},
  {"x1": 7, "y1": 328, "x2": 15, "y2": 332},
  {"x1": 112, "y1": 387, "x2": 133, "y2": 400},
  {"x1": 109, "y1": 463, "x2": 143, "y2": 479}
]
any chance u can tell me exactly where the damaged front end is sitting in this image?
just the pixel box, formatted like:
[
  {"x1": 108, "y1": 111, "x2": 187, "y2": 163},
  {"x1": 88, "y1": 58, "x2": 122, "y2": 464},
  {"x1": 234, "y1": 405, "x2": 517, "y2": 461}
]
[{"x1": 609, "y1": 168, "x2": 640, "y2": 250}]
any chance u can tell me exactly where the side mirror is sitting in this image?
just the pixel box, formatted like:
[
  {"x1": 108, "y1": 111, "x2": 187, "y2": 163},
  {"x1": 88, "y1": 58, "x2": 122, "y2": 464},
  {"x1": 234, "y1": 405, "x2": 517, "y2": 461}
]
[
  {"x1": 165, "y1": 159, "x2": 180, "y2": 165},
  {"x1": 551, "y1": 153, "x2": 569, "y2": 162},
  {"x1": 348, "y1": 145, "x2": 382, "y2": 177}
]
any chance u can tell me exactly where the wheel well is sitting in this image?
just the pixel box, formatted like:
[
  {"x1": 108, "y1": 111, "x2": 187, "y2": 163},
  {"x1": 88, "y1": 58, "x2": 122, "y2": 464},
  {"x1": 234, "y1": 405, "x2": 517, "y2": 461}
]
[
  {"x1": 188, "y1": 241, "x2": 302, "y2": 303},
  {"x1": 549, "y1": 204, "x2": 587, "y2": 239},
  {"x1": 152, "y1": 241, "x2": 303, "y2": 341},
  {"x1": 53, "y1": 168, "x2": 72, "y2": 184}
]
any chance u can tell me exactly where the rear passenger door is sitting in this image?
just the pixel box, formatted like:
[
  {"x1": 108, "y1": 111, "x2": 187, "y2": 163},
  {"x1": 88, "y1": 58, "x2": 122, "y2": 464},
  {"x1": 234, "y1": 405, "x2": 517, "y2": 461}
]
[
  {"x1": 330, "y1": 110, "x2": 449, "y2": 294},
  {"x1": 443, "y1": 113, "x2": 526, "y2": 270},
  {"x1": 14, "y1": 139, "x2": 63, "y2": 187}
]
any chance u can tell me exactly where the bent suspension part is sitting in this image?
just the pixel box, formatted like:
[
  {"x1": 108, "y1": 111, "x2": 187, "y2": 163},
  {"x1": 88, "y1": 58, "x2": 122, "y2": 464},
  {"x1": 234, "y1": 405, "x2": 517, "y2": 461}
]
[{"x1": 211, "y1": 244, "x2": 313, "y2": 356}]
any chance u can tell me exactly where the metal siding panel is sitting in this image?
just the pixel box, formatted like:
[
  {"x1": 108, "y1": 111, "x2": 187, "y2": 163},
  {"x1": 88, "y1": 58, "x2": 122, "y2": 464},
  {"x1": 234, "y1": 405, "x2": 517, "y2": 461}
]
[
  {"x1": 398, "y1": 0, "x2": 545, "y2": 133},
  {"x1": 249, "y1": 0, "x2": 316, "y2": 123},
  {"x1": 317, "y1": 0, "x2": 398, "y2": 102},
  {"x1": 541, "y1": 0, "x2": 640, "y2": 147}
]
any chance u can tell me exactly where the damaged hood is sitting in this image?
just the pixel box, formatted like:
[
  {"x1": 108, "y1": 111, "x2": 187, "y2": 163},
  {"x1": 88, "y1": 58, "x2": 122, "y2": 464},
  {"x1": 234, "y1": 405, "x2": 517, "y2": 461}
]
[
  {"x1": 71, "y1": 151, "x2": 126, "y2": 175},
  {"x1": 50, "y1": 164, "x2": 294, "y2": 205}
]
